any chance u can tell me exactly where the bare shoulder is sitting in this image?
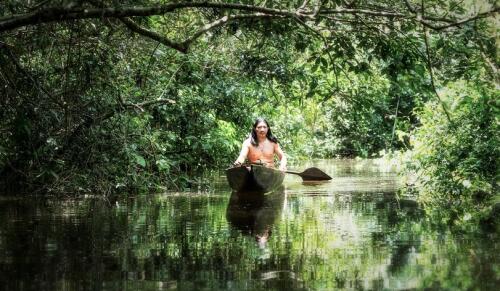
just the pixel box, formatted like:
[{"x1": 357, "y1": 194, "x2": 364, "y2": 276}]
[{"x1": 243, "y1": 138, "x2": 252, "y2": 147}]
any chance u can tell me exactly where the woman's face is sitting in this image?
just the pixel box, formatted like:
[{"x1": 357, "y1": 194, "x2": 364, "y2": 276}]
[{"x1": 255, "y1": 121, "x2": 268, "y2": 138}]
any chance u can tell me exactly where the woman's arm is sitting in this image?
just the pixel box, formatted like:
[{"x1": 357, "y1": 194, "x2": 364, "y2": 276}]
[
  {"x1": 234, "y1": 139, "x2": 250, "y2": 165},
  {"x1": 275, "y1": 143, "x2": 287, "y2": 171}
]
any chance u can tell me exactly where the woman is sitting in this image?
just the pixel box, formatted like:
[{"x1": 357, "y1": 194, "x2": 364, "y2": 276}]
[{"x1": 233, "y1": 118, "x2": 287, "y2": 171}]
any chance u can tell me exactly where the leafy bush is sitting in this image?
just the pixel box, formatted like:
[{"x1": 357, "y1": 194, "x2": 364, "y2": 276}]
[{"x1": 408, "y1": 81, "x2": 499, "y2": 230}]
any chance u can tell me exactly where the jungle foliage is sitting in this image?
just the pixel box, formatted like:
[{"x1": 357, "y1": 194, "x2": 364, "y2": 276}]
[
  {"x1": 0, "y1": 1, "x2": 498, "y2": 228},
  {"x1": 408, "y1": 81, "x2": 499, "y2": 231}
]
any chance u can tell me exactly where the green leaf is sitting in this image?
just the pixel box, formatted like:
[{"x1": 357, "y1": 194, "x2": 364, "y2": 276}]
[
  {"x1": 134, "y1": 154, "x2": 146, "y2": 168},
  {"x1": 156, "y1": 159, "x2": 170, "y2": 171},
  {"x1": 311, "y1": 58, "x2": 321, "y2": 72},
  {"x1": 320, "y1": 57, "x2": 328, "y2": 68}
]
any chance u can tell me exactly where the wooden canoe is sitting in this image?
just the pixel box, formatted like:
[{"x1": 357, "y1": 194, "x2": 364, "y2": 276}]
[{"x1": 226, "y1": 164, "x2": 285, "y2": 192}]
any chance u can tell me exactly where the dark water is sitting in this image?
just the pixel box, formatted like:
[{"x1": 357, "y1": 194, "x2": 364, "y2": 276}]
[{"x1": 1, "y1": 160, "x2": 498, "y2": 290}]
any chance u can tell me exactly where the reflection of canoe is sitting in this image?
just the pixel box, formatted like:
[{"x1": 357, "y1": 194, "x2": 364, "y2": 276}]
[
  {"x1": 226, "y1": 188, "x2": 285, "y2": 236},
  {"x1": 226, "y1": 164, "x2": 285, "y2": 192}
]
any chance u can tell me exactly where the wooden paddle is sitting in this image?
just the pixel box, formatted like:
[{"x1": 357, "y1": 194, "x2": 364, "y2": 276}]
[
  {"x1": 233, "y1": 162, "x2": 332, "y2": 181},
  {"x1": 285, "y1": 167, "x2": 332, "y2": 181}
]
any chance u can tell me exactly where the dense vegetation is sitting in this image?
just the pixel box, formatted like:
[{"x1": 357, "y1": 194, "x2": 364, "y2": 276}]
[{"x1": 0, "y1": 1, "x2": 497, "y2": 230}]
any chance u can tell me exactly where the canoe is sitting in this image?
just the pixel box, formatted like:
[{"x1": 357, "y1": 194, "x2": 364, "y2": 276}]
[{"x1": 226, "y1": 164, "x2": 285, "y2": 192}]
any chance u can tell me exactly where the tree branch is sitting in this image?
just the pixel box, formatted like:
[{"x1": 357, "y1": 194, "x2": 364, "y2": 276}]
[
  {"x1": 403, "y1": 0, "x2": 417, "y2": 14},
  {"x1": 0, "y1": 2, "x2": 298, "y2": 32},
  {"x1": 425, "y1": 7, "x2": 500, "y2": 30},
  {"x1": 122, "y1": 98, "x2": 177, "y2": 112},
  {"x1": 319, "y1": 7, "x2": 407, "y2": 18},
  {"x1": 403, "y1": 1, "x2": 499, "y2": 29},
  {"x1": 476, "y1": 37, "x2": 499, "y2": 87},
  {"x1": 421, "y1": 3, "x2": 452, "y2": 123},
  {"x1": 320, "y1": 5, "x2": 499, "y2": 30},
  {"x1": 180, "y1": 13, "x2": 281, "y2": 49},
  {"x1": 86, "y1": 0, "x2": 187, "y2": 52},
  {"x1": 1, "y1": 2, "x2": 497, "y2": 53},
  {"x1": 0, "y1": 42, "x2": 55, "y2": 100},
  {"x1": 122, "y1": 12, "x2": 286, "y2": 53},
  {"x1": 119, "y1": 17, "x2": 188, "y2": 53}
]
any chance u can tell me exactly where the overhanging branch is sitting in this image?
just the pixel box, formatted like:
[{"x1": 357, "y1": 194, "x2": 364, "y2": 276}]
[
  {"x1": 0, "y1": 2, "x2": 296, "y2": 32},
  {"x1": 119, "y1": 17, "x2": 188, "y2": 53},
  {"x1": 180, "y1": 13, "x2": 282, "y2": 49},
  {"x1": 422, "y1": 7, "x2": 500, "y2": 30},
  {"x1": 123, "y1": 98, "x2": 176, "y2": 112},
  {"x1": 120, "y1": 13, "x2": 286, "y2": 53},
  {"x1": 319, "y1": 8, "x2": 407, "y2": 18},
  {"x1": 0, "y1": 1, "x2": 497, "y2": 53}
]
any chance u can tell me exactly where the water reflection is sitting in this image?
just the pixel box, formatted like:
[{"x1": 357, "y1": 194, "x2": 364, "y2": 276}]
[
  {"x1": 0, "y1": 159, "x2": 498, "y2": 290},
  {"x1": 300, "y1": 181, "x2": 331, "y2": 187},
  {"x1": 226, "y1": 188, "x2": 286, "y2": 248}
]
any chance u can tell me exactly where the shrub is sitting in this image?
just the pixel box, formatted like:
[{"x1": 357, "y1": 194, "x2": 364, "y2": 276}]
[{"x1": 408, "y1": 81, "x2": 499, "y2": 231}]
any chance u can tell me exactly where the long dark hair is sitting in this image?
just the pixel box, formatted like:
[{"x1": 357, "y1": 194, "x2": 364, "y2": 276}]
[{"x1": 250, "y1": 118, "x2": 279, "y2": 146}]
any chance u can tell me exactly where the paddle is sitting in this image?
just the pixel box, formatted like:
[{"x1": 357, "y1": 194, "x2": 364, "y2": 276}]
[
  {"x1": 233, "y1": 162, "x2": 332, "y2": 181},
  {"x1": 285, "y1": 167, "x2": 332, "y2": 181}
]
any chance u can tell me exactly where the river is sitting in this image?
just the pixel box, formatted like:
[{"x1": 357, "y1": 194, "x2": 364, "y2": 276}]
[{"x1": 0, "y1": 159, "x2": 498, "y2": 290}]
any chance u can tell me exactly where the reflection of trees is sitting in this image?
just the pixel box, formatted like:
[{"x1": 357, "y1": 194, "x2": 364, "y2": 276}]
[
  {"x1": 0, "y1": 192, "x2": 498, "y2": 290},
  {"x1": 276, "y1": 191, "x2": 499, "y2": 290},
  {"x1": 0, "y1": 199, "x2": 117, "y2": 290}
]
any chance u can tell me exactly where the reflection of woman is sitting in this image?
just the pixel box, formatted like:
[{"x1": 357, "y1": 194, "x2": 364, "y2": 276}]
[
  {"x1": 233, "y1": 118, "x2": 287, "y2": 171},
  {"x1": 226, "y1": 189, "x2": 285, "y2": 247},
  {"x1": 255, "y1": 228, "x2": 271, "y2": 246}
]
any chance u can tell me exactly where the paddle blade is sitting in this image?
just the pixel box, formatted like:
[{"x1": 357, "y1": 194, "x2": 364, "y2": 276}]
[{"x1": 300, "y1": 167, "x2": 332, "y2": 181}]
